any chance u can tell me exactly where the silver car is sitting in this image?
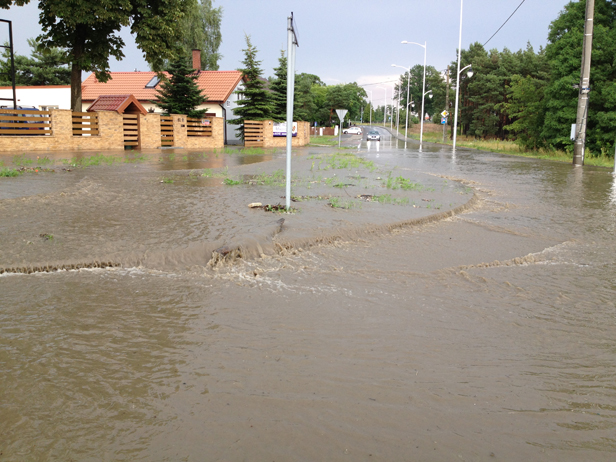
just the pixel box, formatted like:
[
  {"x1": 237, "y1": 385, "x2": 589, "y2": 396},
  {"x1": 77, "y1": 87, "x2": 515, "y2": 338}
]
[{"x1": 366, "y1": 130, "x2": 381, "y2": 141}]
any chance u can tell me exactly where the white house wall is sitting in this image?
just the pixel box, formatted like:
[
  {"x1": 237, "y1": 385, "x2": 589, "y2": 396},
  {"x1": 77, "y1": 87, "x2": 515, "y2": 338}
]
[{"x1": 0, "y1": 86, "x2": 71, "y2": 110}]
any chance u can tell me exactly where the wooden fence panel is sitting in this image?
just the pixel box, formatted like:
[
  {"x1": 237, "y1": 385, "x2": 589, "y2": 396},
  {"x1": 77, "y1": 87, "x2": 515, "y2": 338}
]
[
  {"x1": 244, "y1": 120, "x2": 264, "y2": 147},
  {"x1": 0, "y1": 109, "x2": 52, "y2": 136},
  {"x1": 72, "y1": 112, "x2": 99, "y2": 136},
  {"x1": 160, "y1": 116, "x2": 174, "y2": 146},
  {"x1": 187, "y1": 118, "x2": 212, "y2": 137},
  {"x1": 123, "y1": 114, "x2": 140, "y2": 147}
]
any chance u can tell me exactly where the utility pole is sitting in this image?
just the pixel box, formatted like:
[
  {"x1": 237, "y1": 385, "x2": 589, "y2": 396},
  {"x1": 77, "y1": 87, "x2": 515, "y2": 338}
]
[
  {"x1": 573, "y1": 0, "x2": 595, "y2": 166},
  {"x1": 443, "y1": 66, "x2": 450, "y2": 143}
]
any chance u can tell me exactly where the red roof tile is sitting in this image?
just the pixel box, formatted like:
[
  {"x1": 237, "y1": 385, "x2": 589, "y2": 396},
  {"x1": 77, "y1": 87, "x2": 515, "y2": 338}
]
[
  {"x1": 87, "y1": 94, "x2": 147, "y2": 114},
  {"x1": 82, "y1": 71, "x2": 244, "y2": 103}
]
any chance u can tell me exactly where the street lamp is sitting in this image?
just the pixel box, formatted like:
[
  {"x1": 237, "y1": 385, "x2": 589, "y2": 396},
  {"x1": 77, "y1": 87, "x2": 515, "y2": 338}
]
[
  {"x1": 392, "y1": 63, "x2": 411, "y2": 149},
  {"x1": 402, "y1": 40, "x2": 428, "y2": 149},
  {"x1": 453, "y1": 64, "x2": 473, "y2": 151},
  {"x1": 367, "y1": 89, "x2": 373, "y2": 126},
  {"x1": 452, "y1": 0, "x2": 476, "y2": 152},
  {"x1": 376, "y1": 85, "x2": 387, "y2": 127}
]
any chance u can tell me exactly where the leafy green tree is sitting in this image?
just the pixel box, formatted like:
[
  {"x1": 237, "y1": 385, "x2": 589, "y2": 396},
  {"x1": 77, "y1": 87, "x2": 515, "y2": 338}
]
[
  {"x1": 293, "y1": 73, "x2": 317, "y2": 122},
  {"x1": 1, "y1": 0, "x2": 193, "y2": 110},
  {"x1": 227, "y1": 35, "x2": 272, "y2": 140},
  {"x1": 155, "y1": 54, "x2": 207, "y2": 118},
  {"x1": 504, "y1": 74, "x2": 549, "y2": 149},
  {"x1": 269, "y1": 50, "x2": 287, "y2": 122},
  {"x1": 542, "y1": 0, "x2": 616, "y2": 155},
  {"x1": 167, "y1": 0, "x2": 222, "y2": 70},
  {"x1": 395, "y1": 65, "x2": 445, "y2": 120},
  {"x1": 0, "y1": 38, "x2": 70, "y2": 86}
]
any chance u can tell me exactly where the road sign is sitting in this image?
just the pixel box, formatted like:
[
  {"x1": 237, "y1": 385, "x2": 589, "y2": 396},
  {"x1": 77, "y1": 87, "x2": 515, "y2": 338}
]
[
  {"x1": 441, "y1": 110, "x2": 449, "y2": 118},
  {"x1": 335, "y1": 109, "x2": 348, "y2": 122},
  {"x1": 441, "y1": 117, "x2": 447, "y2": 125}
]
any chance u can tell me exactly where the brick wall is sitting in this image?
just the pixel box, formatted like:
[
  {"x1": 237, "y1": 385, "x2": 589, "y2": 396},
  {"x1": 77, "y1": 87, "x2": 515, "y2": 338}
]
[
  {"x1": 251, "y1": 120, "x2": 311, "y2": 148},
  {"x1": 0, "y1": 110, "x2": 225, "y2": 152}
]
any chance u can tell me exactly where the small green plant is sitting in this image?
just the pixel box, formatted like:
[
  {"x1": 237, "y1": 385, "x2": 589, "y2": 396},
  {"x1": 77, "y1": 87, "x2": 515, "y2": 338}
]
[
  {"x1": 0, "y1": 167, "x2": 22, "y2": 177},
  {"x1": 162, "y1": 177, "x2": 174, "y2": 184},
  {"x1": 223, "y1": 178, "x2": 242, "y2": 185},
  {"x1": 202, "y1": 167, "x2": 229, "y2": 178},
  {"x1": 12, "y1": 154, "x2": 33, "y2": 166},
  {"x1": 253, "y1": 169, "x2": 285, "y2": 186},
  {"x1": 36, "y1": 156, "x2": 52, "y2": 166}
]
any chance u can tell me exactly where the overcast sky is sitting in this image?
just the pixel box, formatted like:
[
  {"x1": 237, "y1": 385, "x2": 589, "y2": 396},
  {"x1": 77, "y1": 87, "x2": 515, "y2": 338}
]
[{"x1": 1, "y1": 0, "x2": 572, "y2": 103}]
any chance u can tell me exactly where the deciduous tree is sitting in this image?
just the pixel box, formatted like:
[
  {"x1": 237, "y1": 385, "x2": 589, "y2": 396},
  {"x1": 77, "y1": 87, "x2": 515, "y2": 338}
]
[{"x1": 0, "y1": 0, "x2": 193, "y2": 110}]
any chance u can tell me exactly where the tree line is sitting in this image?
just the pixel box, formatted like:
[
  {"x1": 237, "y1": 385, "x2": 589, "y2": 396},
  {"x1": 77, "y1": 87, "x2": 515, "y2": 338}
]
[{"x1": 391, "y1": 0, "x2": 616, "y2": 157}]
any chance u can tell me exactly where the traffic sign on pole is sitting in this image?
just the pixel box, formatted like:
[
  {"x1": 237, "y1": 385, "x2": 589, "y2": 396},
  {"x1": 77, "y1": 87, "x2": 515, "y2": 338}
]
[
  {"x1": 441, "y1": 110, "x2": 449, "y2": 118},
  {"x1": 336, "y1": 109, "x2": 348, "y2": 147}
]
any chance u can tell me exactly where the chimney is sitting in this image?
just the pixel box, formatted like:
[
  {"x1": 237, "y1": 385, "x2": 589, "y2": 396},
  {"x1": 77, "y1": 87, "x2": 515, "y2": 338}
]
[{"x1": 192, "y1": 49, "x2": 201, "y2": 71}]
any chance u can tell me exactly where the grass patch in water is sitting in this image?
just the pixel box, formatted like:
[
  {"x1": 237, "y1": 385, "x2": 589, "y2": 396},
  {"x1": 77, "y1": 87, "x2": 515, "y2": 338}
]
[
  {"x1": 223, "y1": 177, "x2": 242, "y2": 185},
  {"x1": 12, "y1": 154, "x2": 33, "y2": 166},
  {"x1": 201, "y1": 167, "x2": 229, "y2": 178},
  {"x1": 62, "y1": 153, "x2": 118, "y2": 167},
  {"x1": 0, "y1": 167, "x2": 22, "y2": 177},
  {"x1": 329, "y1": 197, "x2": 360, "y2": 209},
  {"x1": 373, "y1": 194, "x2": 409, "y2": 205},
  {"x1": 383, "y1": 173, "x2": 425, "y2": 191},
  {"x1": 253, "y1": 169, "x2": 285, "y2": 186}
]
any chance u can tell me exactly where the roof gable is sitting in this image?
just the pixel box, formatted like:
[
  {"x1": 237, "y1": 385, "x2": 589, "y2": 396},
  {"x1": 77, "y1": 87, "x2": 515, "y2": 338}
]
[
  {"x1": 82, "y1": 71, "x2": 245, "y2": 103},
  {"x1": 87, "y1": 94, "x2": 147, "y2": 114}
]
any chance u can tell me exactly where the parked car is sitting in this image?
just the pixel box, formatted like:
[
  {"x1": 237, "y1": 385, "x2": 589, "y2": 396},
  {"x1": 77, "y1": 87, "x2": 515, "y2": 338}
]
[
  {"x1": 342, "y1": 126, "x2": 362, "y2": 135},
  {"x1": 366, "y1": 130, "x2": 381, "y2": 141}
]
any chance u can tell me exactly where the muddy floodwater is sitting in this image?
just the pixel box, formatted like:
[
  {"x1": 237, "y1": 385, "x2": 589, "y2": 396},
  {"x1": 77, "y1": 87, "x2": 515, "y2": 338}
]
[{"x1": 1, "y1": 132, "x2": 615, "y2": 461}]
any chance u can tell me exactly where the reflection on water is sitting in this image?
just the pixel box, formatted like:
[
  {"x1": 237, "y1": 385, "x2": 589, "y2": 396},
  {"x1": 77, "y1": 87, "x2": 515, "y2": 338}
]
[{"x1": 2, "y1": 140, "x2": 616, "y2": 460}]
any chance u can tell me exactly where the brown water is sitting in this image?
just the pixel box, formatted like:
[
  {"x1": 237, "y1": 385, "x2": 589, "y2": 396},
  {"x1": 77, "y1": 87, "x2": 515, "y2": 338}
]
[{"x1": 1, "y1": 135, "x2": 615, "y2": 461}]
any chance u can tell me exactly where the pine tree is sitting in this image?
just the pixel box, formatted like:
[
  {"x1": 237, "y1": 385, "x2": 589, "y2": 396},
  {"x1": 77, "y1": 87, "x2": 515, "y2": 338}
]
[
  {"x1": 227, "y1": 35, "x2": 272, "y2": 139},
  {"x1": 155, "y1": 54, "x2": 208, "y2": 118},
  {"x1": 269, "y1": 50, "x2": 288, "y2": 122}
]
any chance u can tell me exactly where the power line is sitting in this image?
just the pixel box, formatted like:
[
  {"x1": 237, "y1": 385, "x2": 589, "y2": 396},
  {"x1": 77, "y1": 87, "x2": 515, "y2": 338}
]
[{"x1": 483, "y1": 0, "x2": 527, "y2": 47}]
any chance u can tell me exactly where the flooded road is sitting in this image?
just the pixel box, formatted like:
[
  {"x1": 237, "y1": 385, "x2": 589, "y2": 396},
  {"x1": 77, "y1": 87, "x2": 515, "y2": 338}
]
[{"x1": 1, "y1": 139, "x2": 615, "y2": 461}]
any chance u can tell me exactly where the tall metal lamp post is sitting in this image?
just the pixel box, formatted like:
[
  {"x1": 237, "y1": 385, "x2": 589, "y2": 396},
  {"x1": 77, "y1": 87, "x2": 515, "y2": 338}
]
[
  {"x1": 453, "y1": 64, "x2": 473, "y2": 151},
  {"x1": 376, "y1": 85, "x2": 387, "y2": 127},
  {"x1": 402, "y1": 40, "x2": 428, "y2": 149},
  {"x1": 392, "y1": 64, "x2": 411, "y2": 149},
  {"x1": 367, "y1": 89, "x2": 373, "y2": 126}
]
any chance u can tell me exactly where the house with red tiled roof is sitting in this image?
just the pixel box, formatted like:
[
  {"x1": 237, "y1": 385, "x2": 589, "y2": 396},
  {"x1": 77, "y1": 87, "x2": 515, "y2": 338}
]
[{"x1": 81, "y1": 50, "x2": 246, "y2": 143}]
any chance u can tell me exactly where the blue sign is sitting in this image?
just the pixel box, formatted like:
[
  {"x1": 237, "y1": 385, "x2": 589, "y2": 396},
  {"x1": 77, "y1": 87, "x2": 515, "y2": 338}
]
[{"x1": 441, "y1": 117, "x2": 447, "y2": 125}]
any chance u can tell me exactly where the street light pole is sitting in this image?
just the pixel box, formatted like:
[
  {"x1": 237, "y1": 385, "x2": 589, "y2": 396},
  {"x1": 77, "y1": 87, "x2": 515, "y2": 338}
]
[
  {"x1": 392, "y1": 64, "x2": 411, "y2": 149},
  {"x1": 402, "y1": 41, "x2": 428, "y2": 149},
  {"x1": 377, "y1": 85, "x2": 387, "y2": 127},
  {"x1": 453, "y1": 63, "x2": 473, "y2": 151},
  {"x1": 453, "y1": 0, "x2": 464, "y2": 152},
  {"x1": 367, "y1": 89, "x2": 373, "y2": 126}
]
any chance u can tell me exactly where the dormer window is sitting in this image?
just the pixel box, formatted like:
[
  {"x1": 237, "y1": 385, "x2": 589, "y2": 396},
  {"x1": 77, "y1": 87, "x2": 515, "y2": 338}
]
[{"x1": 145, "y1": 76, "x2": 161, "y2": 88}]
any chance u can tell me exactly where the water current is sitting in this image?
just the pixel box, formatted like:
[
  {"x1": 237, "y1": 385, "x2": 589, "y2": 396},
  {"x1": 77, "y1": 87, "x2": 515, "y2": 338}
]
[{"x1": 1, "y1": 129, "x2": 615, "y2": 461}]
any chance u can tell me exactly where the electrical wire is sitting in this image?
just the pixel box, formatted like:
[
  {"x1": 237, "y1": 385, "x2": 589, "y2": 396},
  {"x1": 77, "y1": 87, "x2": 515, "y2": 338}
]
[{"x1": 483, "y1": 0, "x2": 527, "y2": 47}]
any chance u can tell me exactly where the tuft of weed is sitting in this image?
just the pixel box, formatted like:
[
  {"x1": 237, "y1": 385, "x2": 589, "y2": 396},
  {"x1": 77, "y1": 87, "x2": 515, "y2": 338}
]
[
  {"x1": 0, "y1": 167, "x2": 22, "y2": 177},
  {"x1": 223, "y1": 178, "x2": 242, "y2": 185}
]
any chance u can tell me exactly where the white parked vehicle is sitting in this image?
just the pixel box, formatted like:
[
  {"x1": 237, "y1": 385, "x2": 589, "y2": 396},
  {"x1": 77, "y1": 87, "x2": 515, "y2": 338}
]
[{"x1": 342, "y1": 126, "x2": 362, "y2": 135}]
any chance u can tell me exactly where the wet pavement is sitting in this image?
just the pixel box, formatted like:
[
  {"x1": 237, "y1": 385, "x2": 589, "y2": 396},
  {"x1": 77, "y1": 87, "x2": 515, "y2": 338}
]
[{"x1": 1, "y1": 135, "x2": 615, "y2": 461}]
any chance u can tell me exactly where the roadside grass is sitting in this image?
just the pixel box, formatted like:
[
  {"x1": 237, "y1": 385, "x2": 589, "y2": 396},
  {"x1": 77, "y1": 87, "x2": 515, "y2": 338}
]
[
  {"x1": 400, "y1": 129, "x2": 615, "y2": 169},
  {"x1": 308, "y1": 135, "x2": 338, "y2": 146},
  {"x1": 12, "y1": 154, "x2": 33, "y2": 166},
  {"x1": 310, "y1": 152, "x2": 376, "y2": 172},
  {"x1": 253, "y1": 169, "x2": 285, "y2": 186}
]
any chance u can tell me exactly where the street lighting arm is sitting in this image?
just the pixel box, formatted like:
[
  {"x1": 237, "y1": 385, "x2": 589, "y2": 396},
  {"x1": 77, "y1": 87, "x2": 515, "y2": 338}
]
[
  {"x1": 458, "y1": 64, "x2": 472, "y2": 76},
  {"x1": 401, "y1": 40, "x2": 426, "y2": 49}
]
